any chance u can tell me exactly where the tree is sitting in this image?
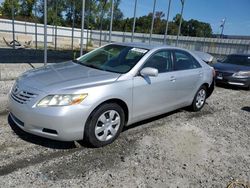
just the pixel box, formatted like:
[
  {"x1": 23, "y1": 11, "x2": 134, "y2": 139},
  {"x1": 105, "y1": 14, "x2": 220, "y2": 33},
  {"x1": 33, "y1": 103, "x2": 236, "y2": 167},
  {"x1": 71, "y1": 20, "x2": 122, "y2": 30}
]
[
  {"x1": 154, "y1": 11, "x2": 165, "y2": 34},
  {"x1": 19, "y1": 0, "x2": 35, "y2": 17},
  {"x1": 0, "y1": 0, "x2": 20, "y2": 17},
  {"x1": 0, "y1": 0, "x2": 213, "y2": 37},
  {"x1": 36, "y1": 0, "x2": 65, "y2": 25},
  {"x1": 182, "y1": 19, "x2": 212, "y2": 37}
]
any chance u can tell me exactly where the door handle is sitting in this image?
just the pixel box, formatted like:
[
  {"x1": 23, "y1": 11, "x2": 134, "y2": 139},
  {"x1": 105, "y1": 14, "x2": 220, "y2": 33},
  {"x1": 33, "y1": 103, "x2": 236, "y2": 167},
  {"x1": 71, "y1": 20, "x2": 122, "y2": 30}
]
[
  {"x1": 170, "y1": 76, "x2": 176, "y2": 82},
  {"x1": 199, "y1": 71, "x2": 203, "y2": 77}
]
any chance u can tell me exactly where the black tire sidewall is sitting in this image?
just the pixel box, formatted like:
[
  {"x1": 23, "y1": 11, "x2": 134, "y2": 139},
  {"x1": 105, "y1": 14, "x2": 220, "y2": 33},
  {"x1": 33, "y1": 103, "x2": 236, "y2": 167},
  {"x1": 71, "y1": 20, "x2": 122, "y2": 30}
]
[
  {"x1": 192, "y1": 86, "x2": 207, "y2": 111},
  {"x1": 84, "y1": 103, "x2": 125, "y2": 147}
]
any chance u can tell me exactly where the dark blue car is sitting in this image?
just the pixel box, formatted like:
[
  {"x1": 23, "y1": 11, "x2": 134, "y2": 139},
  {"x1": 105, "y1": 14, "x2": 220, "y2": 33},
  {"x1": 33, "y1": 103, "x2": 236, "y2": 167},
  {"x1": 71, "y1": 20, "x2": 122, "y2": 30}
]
[{"x1": 213, "y1": 54, "x2": 250, "y2": 89}]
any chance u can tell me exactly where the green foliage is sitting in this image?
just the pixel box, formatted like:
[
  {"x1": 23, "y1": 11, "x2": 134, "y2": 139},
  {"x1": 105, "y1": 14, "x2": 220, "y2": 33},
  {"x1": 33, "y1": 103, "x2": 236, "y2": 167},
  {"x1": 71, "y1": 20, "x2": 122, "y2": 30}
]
[
  {"x1": 0, "y1": 0, "x2": 213, "y2": 37},
  {"x1": 1, "y1": 0, "x2": 19, "y2": 17},
  {"x1": 19, "y1": 0, "x2": 35, "y2": 17},
  {"x1": 181, "y1": 19, "x2": 212, "y2": 37}
]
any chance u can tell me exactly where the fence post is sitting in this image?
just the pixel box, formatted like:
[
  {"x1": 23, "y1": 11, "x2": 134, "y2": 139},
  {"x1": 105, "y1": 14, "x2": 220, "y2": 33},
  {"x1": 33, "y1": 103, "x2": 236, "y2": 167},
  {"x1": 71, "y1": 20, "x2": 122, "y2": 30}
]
[
  {"x1": 149, "y1": 0, "x2": 156, "y2": 44},
  {"x1": 131, "y1": 0, "x2": 137, "y2": 42},
  {"x1": 35, "y1": 2, "x2": 38, "y2": 50},
  {"x1": 80, "y1": 0, "x2": 86, "y2": 56},
  {"x1": 109, "y1": 0, "x2": 114, "y2": 43},
  {"x1": 176, "y1": 0, "x2": 185, "y2": 46},
  {"x1": 99, "y1": 0, "x2": 107, "y2": 46},
  {"x1": 55, "y1": 0, "x2": 58, "y2": 51},
  {"x1": 11, "y1": 0, "x2": 15, "y2": 49},
  {"x1": 44, "y1": 0, "x2": 47, "y2": 65},
  {"x1": 71, "y1": 1, "x2": 75, "y2": 52},
  {"x1": 163, "y1": 0, "x2": 171, "y2": 44},
  {"x1": 86, "y1": 0, "x2": 91, "y2": 51}
]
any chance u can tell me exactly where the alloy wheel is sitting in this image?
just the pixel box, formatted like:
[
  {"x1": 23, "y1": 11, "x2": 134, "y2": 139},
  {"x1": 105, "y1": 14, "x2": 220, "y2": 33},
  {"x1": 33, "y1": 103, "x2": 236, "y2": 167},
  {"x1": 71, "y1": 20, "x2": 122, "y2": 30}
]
[{"x1": 195, "y1": 89, "x2": 206, "y2": 109}]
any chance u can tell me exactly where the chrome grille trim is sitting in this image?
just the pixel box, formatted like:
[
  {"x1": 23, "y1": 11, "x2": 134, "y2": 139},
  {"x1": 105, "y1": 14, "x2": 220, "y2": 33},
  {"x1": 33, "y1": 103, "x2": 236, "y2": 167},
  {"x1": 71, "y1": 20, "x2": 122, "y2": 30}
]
[{"x1": 11, "y1": 89, "x2": 37, "y2": 104}]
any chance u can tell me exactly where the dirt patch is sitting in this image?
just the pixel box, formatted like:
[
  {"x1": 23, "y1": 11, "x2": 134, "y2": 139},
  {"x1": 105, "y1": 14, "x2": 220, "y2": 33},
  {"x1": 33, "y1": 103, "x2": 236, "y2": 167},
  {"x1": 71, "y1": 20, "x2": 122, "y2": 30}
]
[{"x1": 0, "y1": 86, "x2": 249, "y2": 187}]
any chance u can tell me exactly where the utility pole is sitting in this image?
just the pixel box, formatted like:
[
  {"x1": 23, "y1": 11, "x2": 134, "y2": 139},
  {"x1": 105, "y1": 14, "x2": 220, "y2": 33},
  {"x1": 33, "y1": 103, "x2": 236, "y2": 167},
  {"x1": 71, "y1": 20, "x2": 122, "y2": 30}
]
[
  {"x1": 149, "y1": 0, "x2": 157, "y2": 44},
  {"x1": 80, "y1": 0, "x2": 86, "y2": 56},
  {"x1": 131, "y1": 0, "x2": 137, "y2": 42},
  {"x1": 176, "y1": 0, "x2": 185, "y2": 46},
  {"x1": 109, "y1": 0, "x2": 114, "y2": 43},
  {"x1": 163, "y1": 0, "x2": 171, "y2": 44},
  {"x1": 220, "y1": 18, "x2": 226, "y2": 38}
]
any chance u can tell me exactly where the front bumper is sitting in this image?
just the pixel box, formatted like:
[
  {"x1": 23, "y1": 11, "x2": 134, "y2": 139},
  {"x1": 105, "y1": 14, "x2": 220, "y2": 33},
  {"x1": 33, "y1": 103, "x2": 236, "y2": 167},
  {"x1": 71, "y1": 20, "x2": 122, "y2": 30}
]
[
  {"x1": 8, "y1": 94, "x2": 92, "y2": 141},
  {"x1": 215, "y1": 75, "x2": 250, "y2": 88}
]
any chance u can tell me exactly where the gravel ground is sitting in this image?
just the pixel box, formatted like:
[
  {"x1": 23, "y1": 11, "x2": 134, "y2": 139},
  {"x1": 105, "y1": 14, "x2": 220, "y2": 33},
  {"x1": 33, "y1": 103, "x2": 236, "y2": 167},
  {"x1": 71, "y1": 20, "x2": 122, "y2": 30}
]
[{"x1": 0, "y1": 86, "x2": 249, "y2": 187}]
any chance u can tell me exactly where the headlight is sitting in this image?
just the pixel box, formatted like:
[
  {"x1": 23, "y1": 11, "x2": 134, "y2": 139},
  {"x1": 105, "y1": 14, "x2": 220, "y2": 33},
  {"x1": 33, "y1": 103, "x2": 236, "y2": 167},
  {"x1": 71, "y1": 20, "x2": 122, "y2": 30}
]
[
  {"x1": 37, "y1": 94, "x2": 88, "y2": 107},
  {"x1": 232, "y1": 71, "x2": 250, "y2": 78}
]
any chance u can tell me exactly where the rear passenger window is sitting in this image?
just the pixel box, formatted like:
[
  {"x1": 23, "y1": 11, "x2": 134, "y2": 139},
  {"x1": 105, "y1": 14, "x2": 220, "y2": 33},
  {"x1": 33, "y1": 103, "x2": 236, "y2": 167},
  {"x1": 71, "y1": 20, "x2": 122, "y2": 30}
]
[
  {"x1": 142, "y1": 50, "x2": 172, "y2": 73},
  {"x1": 174, "y1": 50, "x2": 201, "y2": 71}
]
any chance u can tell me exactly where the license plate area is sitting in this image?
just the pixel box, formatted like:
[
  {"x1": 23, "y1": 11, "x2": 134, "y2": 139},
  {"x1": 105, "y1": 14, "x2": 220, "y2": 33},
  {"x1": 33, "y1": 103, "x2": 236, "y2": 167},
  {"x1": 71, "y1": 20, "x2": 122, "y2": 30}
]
[{"x1": 217, "y1": 73, "x2": 223, "y2": 80}]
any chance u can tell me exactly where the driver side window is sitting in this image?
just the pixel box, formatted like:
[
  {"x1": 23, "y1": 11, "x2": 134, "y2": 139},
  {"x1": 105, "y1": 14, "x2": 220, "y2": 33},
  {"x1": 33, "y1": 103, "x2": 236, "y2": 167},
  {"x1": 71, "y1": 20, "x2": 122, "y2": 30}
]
[
  {"x1": 174, "y1": 50, "x2": 201, "y2": 71},
  {"x1": 142, "y1": 50, "x2": 173, "y2": 73}
]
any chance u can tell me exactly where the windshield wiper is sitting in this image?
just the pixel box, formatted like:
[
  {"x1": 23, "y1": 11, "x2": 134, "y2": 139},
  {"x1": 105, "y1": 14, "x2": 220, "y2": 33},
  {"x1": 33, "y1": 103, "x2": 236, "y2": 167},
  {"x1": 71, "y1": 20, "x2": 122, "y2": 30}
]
[
  {"x1": 85, "y1": 64, "x2": 107, "y2": 72},
  {"x1": 72, "y1": 60, "x2": 102, "y2": 70},
  {"x1": 72, "y1": 59, "x2": 82, "y2": 64}
]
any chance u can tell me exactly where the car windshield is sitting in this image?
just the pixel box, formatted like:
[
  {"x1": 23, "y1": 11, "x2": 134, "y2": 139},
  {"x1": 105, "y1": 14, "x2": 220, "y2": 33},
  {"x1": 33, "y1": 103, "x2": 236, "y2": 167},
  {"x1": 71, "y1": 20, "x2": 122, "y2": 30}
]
[
  {"x1": 222, "y1": 55, "x2": 250, "y2": 66},
  {"x1": 77, "y1": 44, "x2": 149, "y2": 73}
]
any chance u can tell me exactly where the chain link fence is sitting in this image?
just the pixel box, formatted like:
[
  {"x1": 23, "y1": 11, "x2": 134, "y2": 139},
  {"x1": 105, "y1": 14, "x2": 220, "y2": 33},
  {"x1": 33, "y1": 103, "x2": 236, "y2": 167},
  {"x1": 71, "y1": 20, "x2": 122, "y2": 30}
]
[{"x1": 0, "y1": 18, "x2": 250, "y2": 59}]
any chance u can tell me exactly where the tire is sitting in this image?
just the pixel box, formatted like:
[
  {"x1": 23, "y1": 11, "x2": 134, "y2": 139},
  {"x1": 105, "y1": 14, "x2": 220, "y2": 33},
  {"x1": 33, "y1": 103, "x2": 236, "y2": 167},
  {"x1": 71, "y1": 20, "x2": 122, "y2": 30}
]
[
  {"x1": 84, "y1": 103, "x2": 125, "y2": 147},
  {"x1": 190, "y1": 85, "x2": 207, "y2": 112}
]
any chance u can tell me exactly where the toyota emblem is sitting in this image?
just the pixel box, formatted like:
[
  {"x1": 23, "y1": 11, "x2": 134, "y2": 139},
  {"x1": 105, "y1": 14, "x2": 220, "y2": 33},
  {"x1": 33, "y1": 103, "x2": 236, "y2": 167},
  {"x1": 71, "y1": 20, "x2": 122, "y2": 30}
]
[{"x1": 13, "y1": 86, "x2": 20, "y2": 95}]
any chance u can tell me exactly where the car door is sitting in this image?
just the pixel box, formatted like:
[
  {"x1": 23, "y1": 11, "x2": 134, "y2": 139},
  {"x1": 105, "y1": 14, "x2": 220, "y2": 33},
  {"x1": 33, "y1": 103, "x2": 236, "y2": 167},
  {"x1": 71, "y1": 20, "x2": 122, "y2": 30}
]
[
  {"x1": 172, "y1": 50, "x2": 203, "y2": 104},
  {"x1": 132, "y1": 50, "x2": 179, "y2": 121}
]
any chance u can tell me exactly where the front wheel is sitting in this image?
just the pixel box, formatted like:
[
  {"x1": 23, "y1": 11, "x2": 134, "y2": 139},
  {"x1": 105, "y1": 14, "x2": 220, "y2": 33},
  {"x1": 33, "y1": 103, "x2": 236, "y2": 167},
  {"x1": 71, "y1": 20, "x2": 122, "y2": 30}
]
[
  {"x1": 190, "y1": 86, "x2": 207, "y2": 111},
  {"x1": 84, "y1": 103, "x2": 125, "y2": 147}
]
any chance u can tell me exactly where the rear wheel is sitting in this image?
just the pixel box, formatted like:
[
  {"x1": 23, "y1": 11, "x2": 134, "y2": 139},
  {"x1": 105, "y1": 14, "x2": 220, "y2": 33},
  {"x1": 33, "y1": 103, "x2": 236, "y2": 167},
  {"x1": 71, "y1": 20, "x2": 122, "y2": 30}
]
[
  {"x1": 190, "y1": 86, "x2": 207, "y2": 111},
  {"x1": 84, "y1": 103, "x2": 125, "y2": 147}
]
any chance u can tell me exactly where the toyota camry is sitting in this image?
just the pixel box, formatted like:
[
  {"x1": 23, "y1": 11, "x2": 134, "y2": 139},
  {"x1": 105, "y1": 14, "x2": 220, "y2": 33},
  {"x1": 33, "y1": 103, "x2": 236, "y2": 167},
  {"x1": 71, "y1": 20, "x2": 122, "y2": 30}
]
[{"x1": 8, "y1": 43, "x2": 215, "y2": 147}]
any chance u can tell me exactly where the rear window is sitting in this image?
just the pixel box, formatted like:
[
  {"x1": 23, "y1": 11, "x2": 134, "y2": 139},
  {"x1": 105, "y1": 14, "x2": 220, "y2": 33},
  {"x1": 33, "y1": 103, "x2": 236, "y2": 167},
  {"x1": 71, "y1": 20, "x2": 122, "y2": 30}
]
[{"x1": 223, "y1": 55, "x2": 250, "y2": 66}]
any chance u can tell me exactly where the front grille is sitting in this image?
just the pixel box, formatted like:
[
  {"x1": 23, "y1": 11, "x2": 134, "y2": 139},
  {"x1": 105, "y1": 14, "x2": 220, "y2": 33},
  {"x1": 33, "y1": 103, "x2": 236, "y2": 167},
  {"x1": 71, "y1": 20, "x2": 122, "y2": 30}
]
[
  {"x1": 11, "y1": 89, "x2": 37, "y2": 104},
  {"x1": 216, "y1": 71, "x2": 233, "y2": 77}
]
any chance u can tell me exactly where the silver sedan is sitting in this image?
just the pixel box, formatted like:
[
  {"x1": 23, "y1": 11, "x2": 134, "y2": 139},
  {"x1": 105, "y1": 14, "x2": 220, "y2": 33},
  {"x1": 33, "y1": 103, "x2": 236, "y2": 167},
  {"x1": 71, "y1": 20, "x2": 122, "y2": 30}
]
[{"x1": 8, "y1": 43, "x2": 215, "y2": 147}]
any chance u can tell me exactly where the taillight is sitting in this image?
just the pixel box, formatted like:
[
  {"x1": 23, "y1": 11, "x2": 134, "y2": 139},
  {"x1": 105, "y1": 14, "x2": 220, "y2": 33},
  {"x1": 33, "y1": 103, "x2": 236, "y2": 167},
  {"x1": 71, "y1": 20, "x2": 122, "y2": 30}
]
[{"x1": 212, "y1": 68, "x2": 216, "y2": 77}]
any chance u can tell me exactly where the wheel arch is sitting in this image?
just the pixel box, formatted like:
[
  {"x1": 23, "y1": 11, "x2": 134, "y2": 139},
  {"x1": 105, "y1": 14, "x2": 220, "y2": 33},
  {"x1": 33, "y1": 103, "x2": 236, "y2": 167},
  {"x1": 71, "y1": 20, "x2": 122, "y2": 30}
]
[
  {"x1": 87, "y1": 98, "x2": 129, "y2": 126},
  {"x1": 202, "y1": 80, "x2": 214, "y2": 98}
]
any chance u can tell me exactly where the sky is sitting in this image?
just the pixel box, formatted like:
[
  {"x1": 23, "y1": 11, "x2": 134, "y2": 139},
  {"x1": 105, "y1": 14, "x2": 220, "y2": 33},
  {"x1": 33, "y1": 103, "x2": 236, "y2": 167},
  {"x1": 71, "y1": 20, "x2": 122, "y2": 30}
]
[
  {"x1": 119, "y1": 0, "x2": 250, "y2": 36},
  {"x1": 0, "y1": 0, "x2": 249, "y2": 36}
]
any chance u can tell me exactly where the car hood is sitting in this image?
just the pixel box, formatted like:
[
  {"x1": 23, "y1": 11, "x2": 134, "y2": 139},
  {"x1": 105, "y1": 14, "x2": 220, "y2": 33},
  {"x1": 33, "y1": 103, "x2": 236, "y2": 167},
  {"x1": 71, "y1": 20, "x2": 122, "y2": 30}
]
[
  {"x1": 212, "y1": 62, "x2": 250, "y2": 73},
  {"x1": 18, "y1": 61, "x2": 121, "y2": 93}
]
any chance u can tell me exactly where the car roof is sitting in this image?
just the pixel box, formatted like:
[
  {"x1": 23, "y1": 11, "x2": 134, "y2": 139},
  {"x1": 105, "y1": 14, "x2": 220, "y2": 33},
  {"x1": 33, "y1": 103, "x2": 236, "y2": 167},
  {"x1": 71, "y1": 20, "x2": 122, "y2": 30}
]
[
  {"x1": 112, "y1": 42, "x2": 212, "y2": 62},
  {"x1": 112, "y1": 42, "x2": 172, "y2": 50}
]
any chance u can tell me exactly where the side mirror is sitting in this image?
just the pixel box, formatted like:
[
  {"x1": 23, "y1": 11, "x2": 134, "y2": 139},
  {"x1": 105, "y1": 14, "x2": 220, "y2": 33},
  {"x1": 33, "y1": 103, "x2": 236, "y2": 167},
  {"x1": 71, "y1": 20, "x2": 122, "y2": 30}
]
[{"x1": 140, "y1": 67, "x2": 158, "y2": 77}]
